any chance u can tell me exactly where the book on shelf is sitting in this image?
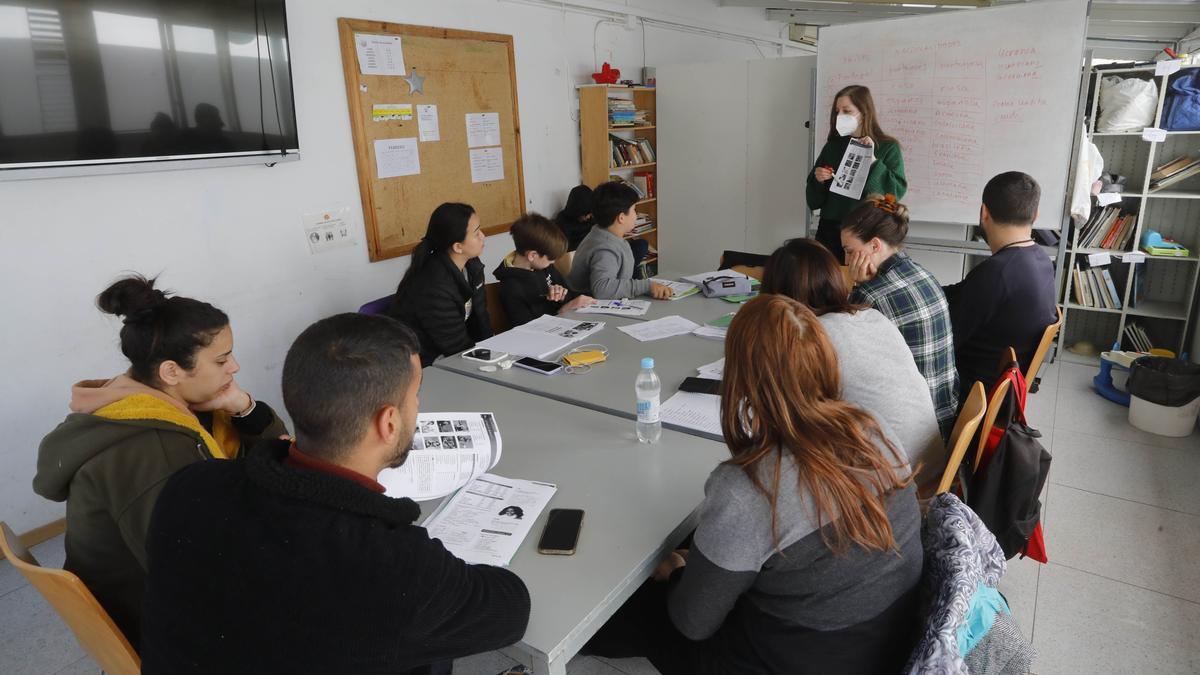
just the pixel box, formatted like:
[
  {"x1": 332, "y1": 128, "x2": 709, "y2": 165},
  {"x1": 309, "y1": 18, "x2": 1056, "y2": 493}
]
[
  {"x1": 1149, "y1": 154, "x2": 1200, "y2": 192},
  {"x1": 1129, "y1": 264, "x2": 1145, "y2": 308},
  {"x1": 1124, "y1": 322, "x2": 1153, "y2": 352},
  {"x1": 1074, "y1": 205, "x2": 1136, "y2": 251},
  {"x1": 631, "y1": 172, "x2": 656, "y2": 199},
  {"x1": 609, "y1": 134, "x2": 656, "y2": 167},
  {"x1": 1072, "y1": 262, "x2": 1122, "y2": 309}
]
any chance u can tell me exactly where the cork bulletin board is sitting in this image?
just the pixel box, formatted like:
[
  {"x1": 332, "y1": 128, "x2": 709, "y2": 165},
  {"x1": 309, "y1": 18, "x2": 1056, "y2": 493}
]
[{"x1": 337, "y1": 19, "x2": 526, "y2": 262}]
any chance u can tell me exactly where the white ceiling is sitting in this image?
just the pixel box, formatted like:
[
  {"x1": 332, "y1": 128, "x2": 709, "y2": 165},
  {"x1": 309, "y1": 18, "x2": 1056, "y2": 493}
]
[{"x1": 720, "y1": 1, "x2": 1200, "y2": 52}]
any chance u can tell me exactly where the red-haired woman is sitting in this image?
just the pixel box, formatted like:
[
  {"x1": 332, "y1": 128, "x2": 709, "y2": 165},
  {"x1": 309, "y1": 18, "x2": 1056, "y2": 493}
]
[{"x1": 586, "y1": 295, "x2": 922, "y2": 674}]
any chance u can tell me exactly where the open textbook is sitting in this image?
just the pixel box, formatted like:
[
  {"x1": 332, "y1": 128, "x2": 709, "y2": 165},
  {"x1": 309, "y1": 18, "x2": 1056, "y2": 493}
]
[
  {"x1": 424, "y1": 474, "x2": 557, "y2": 567},
  {"x1": 474, "y1": 314, "x2": 606, "y2": 359},
  {"x1": 378, "y1": 412, "x2": 501, "y2": 501}
]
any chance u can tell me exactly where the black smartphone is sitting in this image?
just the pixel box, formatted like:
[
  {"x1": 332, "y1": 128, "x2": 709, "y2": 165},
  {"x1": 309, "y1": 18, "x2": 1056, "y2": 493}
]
[
  {"x1": 514, "y1": 356, "x2": 563, "y2": 375},
  {"x1": 537, "y1": 508, "x2": 584, "y2": 555}
]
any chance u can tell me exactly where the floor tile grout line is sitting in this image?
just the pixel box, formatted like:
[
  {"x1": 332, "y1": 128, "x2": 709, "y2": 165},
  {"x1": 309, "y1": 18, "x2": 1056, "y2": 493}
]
[
  {"x1": 1045, "y1": 561, "x2": 1200, "y2": 607},
  {"x1": 1048, "y1": 482, "x2": 1200, "y2": 518}
]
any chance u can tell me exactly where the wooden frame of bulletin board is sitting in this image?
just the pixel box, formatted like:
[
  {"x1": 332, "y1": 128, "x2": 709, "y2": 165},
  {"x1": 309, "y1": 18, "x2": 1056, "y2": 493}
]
[{"x1": 337, "y1": 19, "x2": 526, "y2": 262}]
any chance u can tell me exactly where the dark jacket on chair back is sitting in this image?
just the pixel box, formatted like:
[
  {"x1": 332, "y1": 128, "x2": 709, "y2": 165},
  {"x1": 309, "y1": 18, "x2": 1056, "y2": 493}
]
[
  {"x1": 141, "y1": 440, "x2": 531, "y2": 675},
  {"x1": 388, "y1": 253, "x2": 492, "y2": 366}
]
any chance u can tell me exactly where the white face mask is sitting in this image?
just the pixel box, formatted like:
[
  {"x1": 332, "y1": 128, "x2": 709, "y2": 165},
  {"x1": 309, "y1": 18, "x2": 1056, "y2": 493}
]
[{"x1": 835, "y1": 113, "x2": 859, "y2": 137}]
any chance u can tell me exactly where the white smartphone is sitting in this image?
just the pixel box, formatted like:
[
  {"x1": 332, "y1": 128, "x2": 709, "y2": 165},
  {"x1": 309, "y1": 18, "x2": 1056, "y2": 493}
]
[
  {"x1": 513, "y1": 356, "x2": 563, "y2": 376},
  {"x1": 461, "y1": 348, "x2": 508, "y2": 364}
]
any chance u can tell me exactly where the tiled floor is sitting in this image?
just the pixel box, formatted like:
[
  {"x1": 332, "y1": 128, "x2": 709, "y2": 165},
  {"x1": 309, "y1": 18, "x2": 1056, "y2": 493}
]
[{"x1": 2, "y1": 360, "x2": 1197, "y2": 674}]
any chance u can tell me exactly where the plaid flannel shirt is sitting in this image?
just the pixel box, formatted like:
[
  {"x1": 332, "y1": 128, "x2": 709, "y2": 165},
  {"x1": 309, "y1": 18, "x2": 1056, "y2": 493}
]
[{"x1": 850, "y1": 252, "x2": 959, "y2": 436}]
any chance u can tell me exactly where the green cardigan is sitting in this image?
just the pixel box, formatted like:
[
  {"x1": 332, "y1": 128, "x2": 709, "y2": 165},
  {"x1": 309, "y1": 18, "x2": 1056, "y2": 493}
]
[{"x1": 806, "y1": 136, "x2": 907, "y2": 221}]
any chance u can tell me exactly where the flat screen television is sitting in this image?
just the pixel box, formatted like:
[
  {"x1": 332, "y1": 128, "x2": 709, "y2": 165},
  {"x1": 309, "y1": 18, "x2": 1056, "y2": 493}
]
[{"x1": 0, "y1": 0, "x2": 299, "y2": 179}]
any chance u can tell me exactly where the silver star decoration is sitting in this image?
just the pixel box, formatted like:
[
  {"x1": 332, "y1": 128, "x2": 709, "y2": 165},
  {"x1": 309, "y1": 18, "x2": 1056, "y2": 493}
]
[{"x1": 404, "y1": 69, "x2": 425, "y2": 95}]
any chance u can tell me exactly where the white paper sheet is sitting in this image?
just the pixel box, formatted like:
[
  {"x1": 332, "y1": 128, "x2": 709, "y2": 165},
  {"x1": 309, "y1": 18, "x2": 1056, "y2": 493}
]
[
  {"x1": 469, "y1": 147, "x2": 505, "y2": 183},
  {"x1": 378, "y1": 412, "x2": 501, "y2": 501},
  {"x1": 650, "y1": 279, "x2": 700, "y2": 300},
  {"x1": 692, "y1": 326, "x2": 727, "y2": 341},
  {"x1": 575, "y1": 299, "x2": 651, "y2": 316},
  {"x1": 423, "y1": 474, "x2": 557, "y2": 567},
  {"x1": 374, "y1": 137, "x2": 420, "y2": 178},
  {"x1": 829, "y1": 139, "x2": 873, "y2": 199},
  {"x1": 417, "y1": 104, "x2": 440, "y2": 141},
  {"x1": 1142, "y1": 127, "x2": 1167, "y2": 143},
  {"x1": 661, "y1": 391, "x2": 721, "y2": 436},
  {"x1": 466, "y1": 112, "x2": 501, "y2": 148},
  {"x1": 1156, "y1": 59, "x2": 1183, "y2": 76},
  {"x1": 354, "y1": 33, "x2": 405, "y2": 76},
  {"x1": 617, "y1": 315, "x2": 700, "y2": 342},
  {"x1": 696, "y1": 358, "x2": 724, "y2": 380},
  {"x1": 1095, "y1": 192, "x2": 1121, "y2": 207},
  {"x1": 679, "y1": 270, "x2": 748, "y2": 286}
]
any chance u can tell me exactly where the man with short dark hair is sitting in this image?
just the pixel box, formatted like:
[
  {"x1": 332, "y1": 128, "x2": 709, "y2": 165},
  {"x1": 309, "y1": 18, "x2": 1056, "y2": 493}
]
[
  {"x1": 141, "y1": 313, "x2": 530, "y2": 675},
  {"x1": 944, "y1": 171, "x2": 1057, "y2": 396}
]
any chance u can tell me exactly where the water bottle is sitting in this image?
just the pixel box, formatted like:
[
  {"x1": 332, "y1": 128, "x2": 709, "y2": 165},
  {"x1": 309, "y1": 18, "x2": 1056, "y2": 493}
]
[{"x1": 636, "y1": 357, "x2": 662, "y2": 443}]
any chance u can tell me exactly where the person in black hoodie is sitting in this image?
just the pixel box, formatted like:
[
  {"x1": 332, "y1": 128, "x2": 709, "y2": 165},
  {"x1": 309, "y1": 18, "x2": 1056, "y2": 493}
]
[
  {"x1": 494, "y1": 213, "x2": 594, "y2": 327},
  {"x1": 388, "y1": 203, "x2": 492, "y2": 367},
  {"x1": 141, "y1": 313, "x2": 530, "y2": 674},
  {"x1": 555, "y1": 184, "x2": 594, "y2": 251}
]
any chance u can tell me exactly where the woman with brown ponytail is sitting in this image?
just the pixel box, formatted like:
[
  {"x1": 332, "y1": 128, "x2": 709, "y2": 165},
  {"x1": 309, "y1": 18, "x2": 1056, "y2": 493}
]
[{"x1": 586, "y1": 295, "x2": 922, "y2": 674}]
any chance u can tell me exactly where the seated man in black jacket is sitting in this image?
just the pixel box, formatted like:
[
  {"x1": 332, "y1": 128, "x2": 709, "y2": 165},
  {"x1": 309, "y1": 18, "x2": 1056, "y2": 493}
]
[
  {"x1": 495, "y1": 213, "x2": 594, "y2": 327},
  {"x1": 141, "y1": 313, "x2": 530, "y2": 675},
  {"x1": 943, "y1": 171, "x2": 1057, "y2": 397}
]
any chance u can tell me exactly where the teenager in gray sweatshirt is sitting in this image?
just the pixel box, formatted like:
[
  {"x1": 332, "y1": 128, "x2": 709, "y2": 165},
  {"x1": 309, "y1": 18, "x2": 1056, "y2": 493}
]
[
  {"x1": 567, "y1": 181, "x2": 672, "y2": 300},
  {"x1": 585, "y1": 295, "x2": 922, "y2": 674}
]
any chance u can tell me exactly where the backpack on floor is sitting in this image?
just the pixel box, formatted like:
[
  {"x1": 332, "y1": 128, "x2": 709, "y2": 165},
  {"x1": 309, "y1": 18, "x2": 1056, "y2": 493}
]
[{"x1": 966, "y1": 362, "x2": 1051, "y2": 563}]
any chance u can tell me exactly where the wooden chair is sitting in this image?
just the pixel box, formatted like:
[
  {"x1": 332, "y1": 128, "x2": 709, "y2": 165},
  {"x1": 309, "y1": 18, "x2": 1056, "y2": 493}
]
[
  {"x1": 935, "y1": 382, "x2": 988, "y2": 495},
  {"x1": 730, "y1": 264, "x2": 763, "y2": 281},
  {"x1": 1024, "y1": 306, "x2": 1064, "y2": 394},
  {"x1": 484, "y1": 282, "x2": 512, "y2": 334},
  {"x1": 0, "y1": 523, "x2": 140, "y2": 675},
  {"x1": 973, "y1": 378, "x2": 1013, "y2": 472}
]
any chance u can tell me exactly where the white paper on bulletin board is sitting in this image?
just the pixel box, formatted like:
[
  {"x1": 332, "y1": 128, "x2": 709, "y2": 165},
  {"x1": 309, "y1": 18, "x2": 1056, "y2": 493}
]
[{"x1": 814, "y1": 0, "x2": 1087, "y2": 228}]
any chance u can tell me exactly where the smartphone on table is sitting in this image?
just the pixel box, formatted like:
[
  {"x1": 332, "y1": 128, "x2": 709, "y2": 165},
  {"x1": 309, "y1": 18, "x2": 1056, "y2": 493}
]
[
  {"x1": 513, "y1": 356, "x2": 563, "y2": 376},
  {"x1": 462, "y1": 348, "x2": 508, "y2": 364},
  {"x1": 538, "y1": 509, "x2": 584, "y2": 555}
]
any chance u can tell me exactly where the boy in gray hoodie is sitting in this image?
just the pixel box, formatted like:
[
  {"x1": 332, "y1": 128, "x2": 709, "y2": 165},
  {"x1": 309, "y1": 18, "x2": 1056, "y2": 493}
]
[{"x1": 567, "y1": 181, "x2": 673, "y2": 300}]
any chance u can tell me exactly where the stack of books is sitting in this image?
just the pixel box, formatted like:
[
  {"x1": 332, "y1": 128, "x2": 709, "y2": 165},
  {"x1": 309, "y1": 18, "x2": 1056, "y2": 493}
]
[
  {"x1": 1071, "y1": 263, "x2": 1123, "y2": 310},
  {"x1": 627, "y1": 213, "x2": 655, "y2": 238},
  {"x1": 1149, "y1": 155, "x2": 1200, "y2": 192},
  {"x1": 1075, "y1": 206, "x2": 1137, "y2": 250},
  {"x1": 609, "y1": 135, "x2": 656, "y2": 167},
  {"x1": 607, "y1": 100, "x2": 649, "y2": 127}
]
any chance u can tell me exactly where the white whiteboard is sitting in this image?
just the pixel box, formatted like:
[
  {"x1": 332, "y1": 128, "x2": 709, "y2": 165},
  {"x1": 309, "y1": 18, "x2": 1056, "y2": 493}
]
[{"x1": 815, "y1": 0, "x2": 1088, "y2": 228}]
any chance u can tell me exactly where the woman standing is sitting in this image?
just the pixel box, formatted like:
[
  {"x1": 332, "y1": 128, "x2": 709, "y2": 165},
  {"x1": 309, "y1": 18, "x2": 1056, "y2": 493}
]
[{"x1": 807, "y1": 85, "x2": 906, "y2": 263}]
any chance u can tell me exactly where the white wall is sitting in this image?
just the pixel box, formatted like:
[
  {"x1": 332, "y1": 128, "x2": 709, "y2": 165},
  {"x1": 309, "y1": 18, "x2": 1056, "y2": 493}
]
[{"x1": 0, "y1": 0, "x2": 802, "y2": 533}]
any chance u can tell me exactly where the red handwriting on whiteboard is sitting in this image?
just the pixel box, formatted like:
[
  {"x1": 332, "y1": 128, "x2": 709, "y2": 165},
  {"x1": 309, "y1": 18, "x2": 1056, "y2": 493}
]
[{"x1": 997, "y1": 47, "x2": 1038, "y2": 57}]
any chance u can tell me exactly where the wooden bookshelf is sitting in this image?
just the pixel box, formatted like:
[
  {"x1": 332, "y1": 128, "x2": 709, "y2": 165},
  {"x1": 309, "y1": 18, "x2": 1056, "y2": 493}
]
[
  {"x1": 1059, "y1": 61, "x2": 1200, "y2": 359},
  {"x1": 579, "y1": 84, "x2": 659, "y2": 276}
]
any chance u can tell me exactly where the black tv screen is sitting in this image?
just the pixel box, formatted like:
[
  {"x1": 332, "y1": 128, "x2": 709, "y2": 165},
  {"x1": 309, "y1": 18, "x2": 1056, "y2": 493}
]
[{"x1": 0, "y1": 0, "x2": 298, "y2": 175}]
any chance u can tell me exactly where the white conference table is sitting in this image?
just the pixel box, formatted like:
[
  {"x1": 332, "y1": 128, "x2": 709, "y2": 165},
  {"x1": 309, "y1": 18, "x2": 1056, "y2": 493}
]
[
  {"x1": 435, "y1": 298, "x2": 729, "y2": 442},
  {"x1": 416, "y1": 367, "x2": 727, "y2": 675}
]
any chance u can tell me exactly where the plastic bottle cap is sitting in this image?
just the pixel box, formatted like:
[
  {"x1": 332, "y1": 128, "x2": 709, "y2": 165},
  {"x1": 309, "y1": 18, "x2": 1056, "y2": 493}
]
[{"x1": 641, "y1": 357, "x2": 654, "y2": 369}]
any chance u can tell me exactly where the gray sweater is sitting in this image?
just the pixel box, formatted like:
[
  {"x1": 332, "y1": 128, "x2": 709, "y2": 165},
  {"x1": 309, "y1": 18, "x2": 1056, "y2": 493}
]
[
  {"x1": 668, "y1": 447, "x2": 922, "y2": 671},
  {"x1": 566, "y1": 226, "x2": 650, "y2": 299},
  {"x1": 819, "y1": 309, "x2": 946, "y2": 490}
]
